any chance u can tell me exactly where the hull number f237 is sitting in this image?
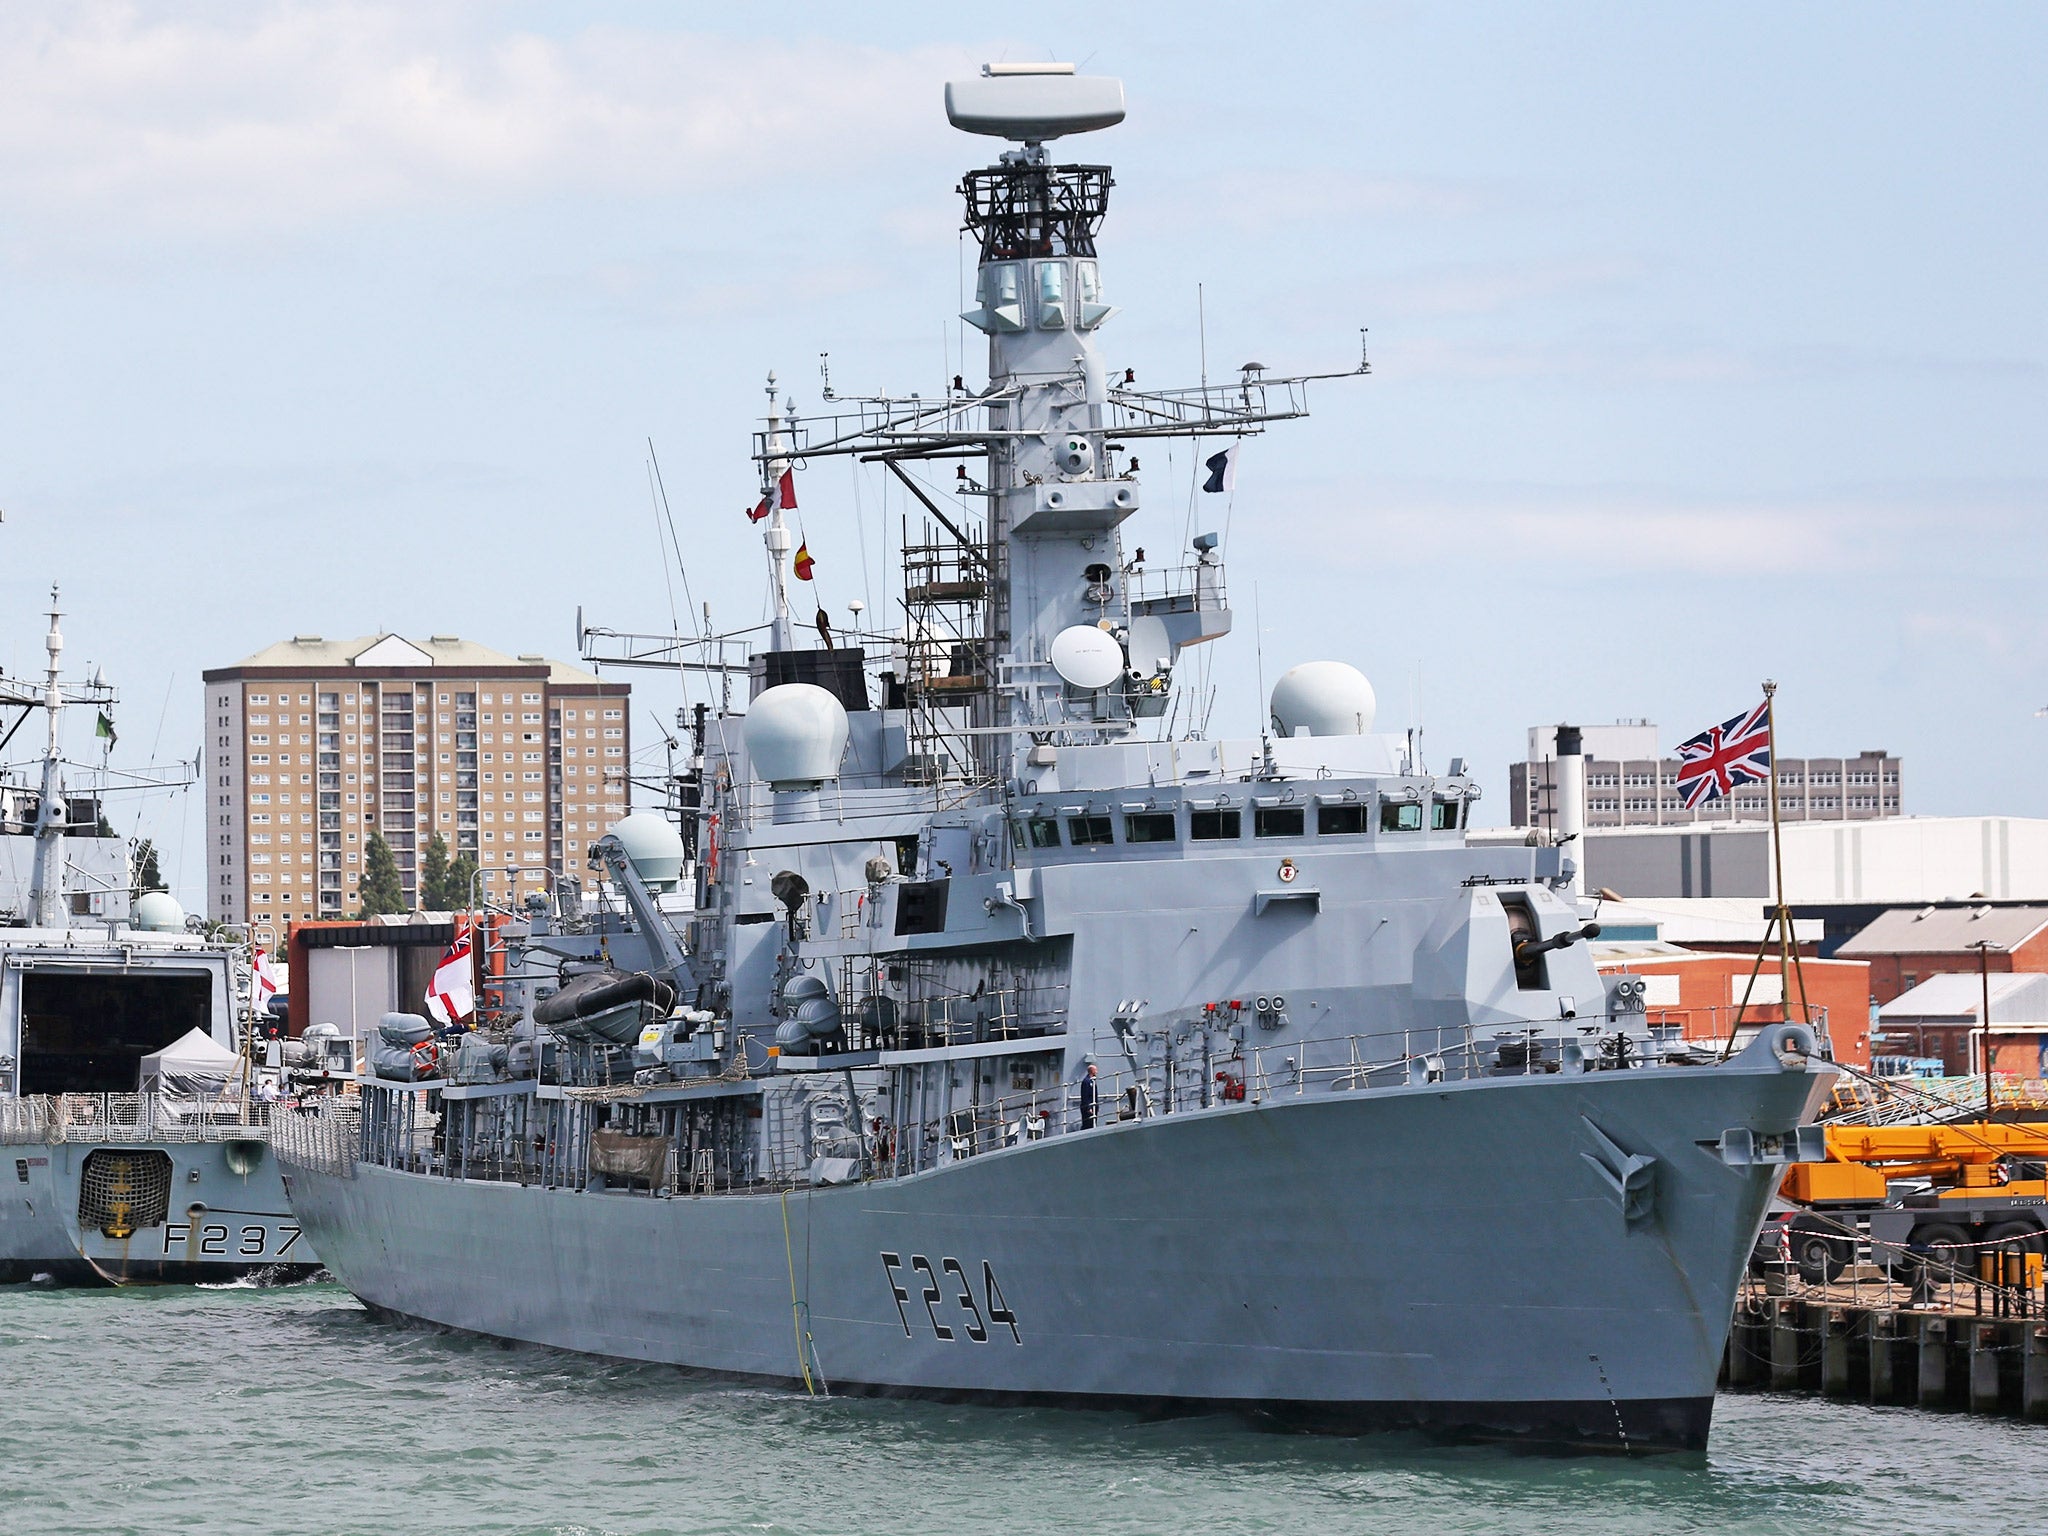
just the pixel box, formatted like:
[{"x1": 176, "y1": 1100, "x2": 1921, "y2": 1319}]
[
  {"x1": 881, "y1": 1252, "x2": 1020, "y2": 1344},
  {"x1": 159, "y1": 1221, "x2": 303, "y2": 1258}
]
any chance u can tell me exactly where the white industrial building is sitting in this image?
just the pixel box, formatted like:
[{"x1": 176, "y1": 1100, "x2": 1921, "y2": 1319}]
[{"x1": 1578, "y1": 817, "x2": 2048, "y2": 905}]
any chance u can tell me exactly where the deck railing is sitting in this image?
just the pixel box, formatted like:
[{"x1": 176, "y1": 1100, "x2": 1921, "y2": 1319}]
[
  {"x1": 294, "y1": 1010, "x2": 1821, "y2": 1196},
  {"x1": 0, "y1": 1093, "x2": 278, "y2": 1145}
]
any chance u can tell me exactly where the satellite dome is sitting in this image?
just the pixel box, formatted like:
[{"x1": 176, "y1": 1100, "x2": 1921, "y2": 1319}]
[
  {"x1": 1270, "y1": 661, "x2": 1377, "y2": 738},
  {"x1": 745, "y1": 683, "x2": 849, "y2": 790},
  {"x1": 609, "y1": 811, "x2": 687, "y2": 893},
  {"x1": 132, "y1": 891, "x2": 185, "y2": 932}
]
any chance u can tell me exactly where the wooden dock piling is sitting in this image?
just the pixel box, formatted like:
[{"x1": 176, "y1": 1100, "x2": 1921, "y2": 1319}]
[{"x1": 1721, "y1": 1270, "x2": 2048, "y2": 1424}]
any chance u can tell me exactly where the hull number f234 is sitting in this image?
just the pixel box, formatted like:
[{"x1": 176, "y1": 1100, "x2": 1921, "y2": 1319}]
[{"x1": 881, "y1": 1252, "x2": 1020, "y2": 1344}]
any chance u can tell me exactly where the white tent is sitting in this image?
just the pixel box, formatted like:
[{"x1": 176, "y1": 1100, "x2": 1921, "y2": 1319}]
[{"x1": 138, "y1": 1027, "x2": 243, "y2": 1097}]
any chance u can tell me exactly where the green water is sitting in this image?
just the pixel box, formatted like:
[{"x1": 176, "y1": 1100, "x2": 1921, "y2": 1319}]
[{"x1": 1, "y1": 1280, "x2": 2037, "y2": 1535}]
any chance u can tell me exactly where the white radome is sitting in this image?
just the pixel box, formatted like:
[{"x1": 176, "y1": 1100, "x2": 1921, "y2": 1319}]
[
  {"x1": 609, "y1": 811, "x2": 687, "y2": 893},
  {"x1": 131, "y1": 890, "x2": 185, "y2": 932},
  {"x1": 1048, "y1": 625, "x2": 1125, "y2": 690},
  {"x1": 745, "y1": 683, "x2": 850, "y2": 789},
  {"x1": 1270, "y1": 661, "x2": 1377, "y2": 738}
]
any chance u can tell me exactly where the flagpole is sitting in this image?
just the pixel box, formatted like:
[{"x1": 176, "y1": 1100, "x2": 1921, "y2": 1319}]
[
  {"x1": 1762, "y1": 680, "x2": 1796, "y2": 1023},
  {"x1": 1722, "y1": 682, "x2": 1805, "y2": 1059}
]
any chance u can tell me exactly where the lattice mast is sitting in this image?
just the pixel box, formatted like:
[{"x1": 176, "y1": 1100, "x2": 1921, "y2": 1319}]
[{"x1": 756, "y1": 64, "x2": 1363, "y2": 788}]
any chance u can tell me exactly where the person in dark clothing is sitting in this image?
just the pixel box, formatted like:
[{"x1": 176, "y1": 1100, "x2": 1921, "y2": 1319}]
[{"x1": 1078, "y1": 1057, "x2": 1099, "y2": 1130}]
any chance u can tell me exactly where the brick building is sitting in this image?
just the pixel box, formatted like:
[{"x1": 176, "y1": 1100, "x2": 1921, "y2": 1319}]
[
  {"x1": 1833, "y1": 905, "x2": 2048, "y2": 1005},
  {"x1": 202, "y1": 634, "x2": 630, "y2": 947}
]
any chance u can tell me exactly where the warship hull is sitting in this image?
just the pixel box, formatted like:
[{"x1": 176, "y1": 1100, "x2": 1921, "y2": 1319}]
[
  {"x1": 4, "y1": 1137, "x2": 316, "y2": 1286},
  {"x1": 1, "y1": 1154, "x2": 95, "y2": 1286},
  {"x1": 287, "y1": 1055, "x2": 1822, "y2": 1451}
]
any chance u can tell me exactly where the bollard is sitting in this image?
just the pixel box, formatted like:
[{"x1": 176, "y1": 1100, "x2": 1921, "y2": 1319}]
[{"x1": 1916, "y1": 1315, "x2": 1950, "y2": 1408}]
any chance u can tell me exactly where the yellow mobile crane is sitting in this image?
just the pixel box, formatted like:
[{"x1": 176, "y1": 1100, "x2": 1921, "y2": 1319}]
[{"x1": 1774, "y1": 1122, "x2": 2048, "y2": 1282}]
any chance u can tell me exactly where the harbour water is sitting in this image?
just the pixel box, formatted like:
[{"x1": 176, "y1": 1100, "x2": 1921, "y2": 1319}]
[{"x1": 2, "y1": 1280, "x2": 2040, "y2": 1535}]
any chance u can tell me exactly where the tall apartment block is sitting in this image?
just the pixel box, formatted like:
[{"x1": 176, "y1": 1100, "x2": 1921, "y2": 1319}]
[
  {"x1": 202, "y1": 635, "x2": 630, "y2": 944},
  {"x1": 1509, "y1": 721, "x2": 1901, "y2": 831}
]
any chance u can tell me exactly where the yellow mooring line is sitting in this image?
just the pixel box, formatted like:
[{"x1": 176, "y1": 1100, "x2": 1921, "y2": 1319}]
[{"x1": 780, "y1": 1188, "x2": 818, "y2": 1395}]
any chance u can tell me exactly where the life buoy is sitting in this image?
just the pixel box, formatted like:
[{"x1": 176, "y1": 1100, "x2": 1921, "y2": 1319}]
[{"x1": 409, "y1": 1039, "x2": 441, "y2": 1078}]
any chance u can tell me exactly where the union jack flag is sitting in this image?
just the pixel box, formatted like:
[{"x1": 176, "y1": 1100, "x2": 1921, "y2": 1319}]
[{"x1": 1674, "y1": 701, "x2": 1773, "y2": 808}]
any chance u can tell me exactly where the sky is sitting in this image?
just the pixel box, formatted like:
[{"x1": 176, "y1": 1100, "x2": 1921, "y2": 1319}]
[{"x1": 2, "y1": 1, "x2": 2043, "y2": 916}]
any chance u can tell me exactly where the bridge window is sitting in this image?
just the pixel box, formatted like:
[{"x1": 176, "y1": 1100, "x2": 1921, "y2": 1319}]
[
  {"x1": 1431, "y1": 798, "x2": 1464, "y2": 831},
  {"x1": 1317, "y1": 803, "x2": 1367, "y2": 835},
  {"x1": 1381, "y1": 800, "x2": 1424, "y2": 833},
  {"x1": 1066, "y1": 815, "x2": 1113, "y2": 846},
  {"x1": 1190, "y1": 809, "x2": 1241, "y2": 840},
  {"x1": 1014, "y1": 817, "x2": 1060, "y2": 850},
  {"x1": 1124, "y1": 812, "x2": 1176, "y2": 844},
  {"x1": 1254, "y1": 806, "x2": 1305, "y2": 838}
]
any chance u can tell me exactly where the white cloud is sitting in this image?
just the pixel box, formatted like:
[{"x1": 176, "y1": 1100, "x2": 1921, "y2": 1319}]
[{"x1": 0, "y1": 3, "x2": 967, "y2": 238}]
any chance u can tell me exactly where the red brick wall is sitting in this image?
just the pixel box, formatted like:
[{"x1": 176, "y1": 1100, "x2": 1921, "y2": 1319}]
[{"x1": 1597, "y1": 954, "x2": 1872, "y2": 1068}]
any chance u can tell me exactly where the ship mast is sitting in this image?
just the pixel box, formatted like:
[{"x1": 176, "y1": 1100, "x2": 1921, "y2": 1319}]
[
  {"x1": 761, "y1": 372, "x2": 795, "y2": 653},
  {"x1": 28, "y1": 587, "x2": 68, "y2": 928}
]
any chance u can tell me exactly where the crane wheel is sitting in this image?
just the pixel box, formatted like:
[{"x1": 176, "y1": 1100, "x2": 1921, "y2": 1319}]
[
  {"x1": 1911, "y1": 1221, "x2": 1972, "y2": 1281},
  {"x1": 1982, "y1": 1220, "x2": 2045, "y2": 1254},
  {"x1": 1788, "y1": 1215, "x2": 1848, "y2": 1284}
]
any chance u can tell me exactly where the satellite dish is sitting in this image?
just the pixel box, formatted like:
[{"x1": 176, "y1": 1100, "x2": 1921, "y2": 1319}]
[{"x1": 1049, "y1": 625, "x2": 1124, "y2": 690}]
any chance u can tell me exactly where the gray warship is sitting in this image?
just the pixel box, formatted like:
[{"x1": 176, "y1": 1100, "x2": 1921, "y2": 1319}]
[
  {"x1": 275, "y1": 66, "x2": 1833, "y2": 1450},
  {"x1": 0, "y1": 593, "x2": 317, "y2": 1285}
]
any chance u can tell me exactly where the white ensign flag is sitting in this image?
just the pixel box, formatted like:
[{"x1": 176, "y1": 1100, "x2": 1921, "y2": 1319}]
[{"x1": 425, "y1": 935, "x2": 476, "y2": 1026}]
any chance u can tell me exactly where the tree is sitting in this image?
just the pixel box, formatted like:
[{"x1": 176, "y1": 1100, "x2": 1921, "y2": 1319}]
[
  {"x1": 446, "y1": 850, "x2": 480, "y2": 912},
  {"x1": 356, "y1": 831, "x2": 406, "y2": 917},
  {"x1": 420, "y1": 833, "x2": 451, "y2": 909},
  {"x1": 129, "y1": 836, "x2": 164, "y2": 898}
]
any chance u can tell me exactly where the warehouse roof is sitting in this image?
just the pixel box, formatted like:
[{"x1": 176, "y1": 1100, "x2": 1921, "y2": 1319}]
[
  {"x1": 1879, "y1": 971, "x2": 2048, "y2": 1024},
  {"x1": 1836, "y1": 905, "x2": 2048, "y2": 956}
]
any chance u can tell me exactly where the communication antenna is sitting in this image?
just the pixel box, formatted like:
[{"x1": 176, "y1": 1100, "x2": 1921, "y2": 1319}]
[{"x1": 1254, "y1": 584, "x2": 1273, "y2": 778}]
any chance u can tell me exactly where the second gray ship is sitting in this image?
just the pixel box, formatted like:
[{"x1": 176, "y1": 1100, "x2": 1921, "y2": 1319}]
[{"x1": 277, "y1": 65, "x2": 1833, "y2": 1451}]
